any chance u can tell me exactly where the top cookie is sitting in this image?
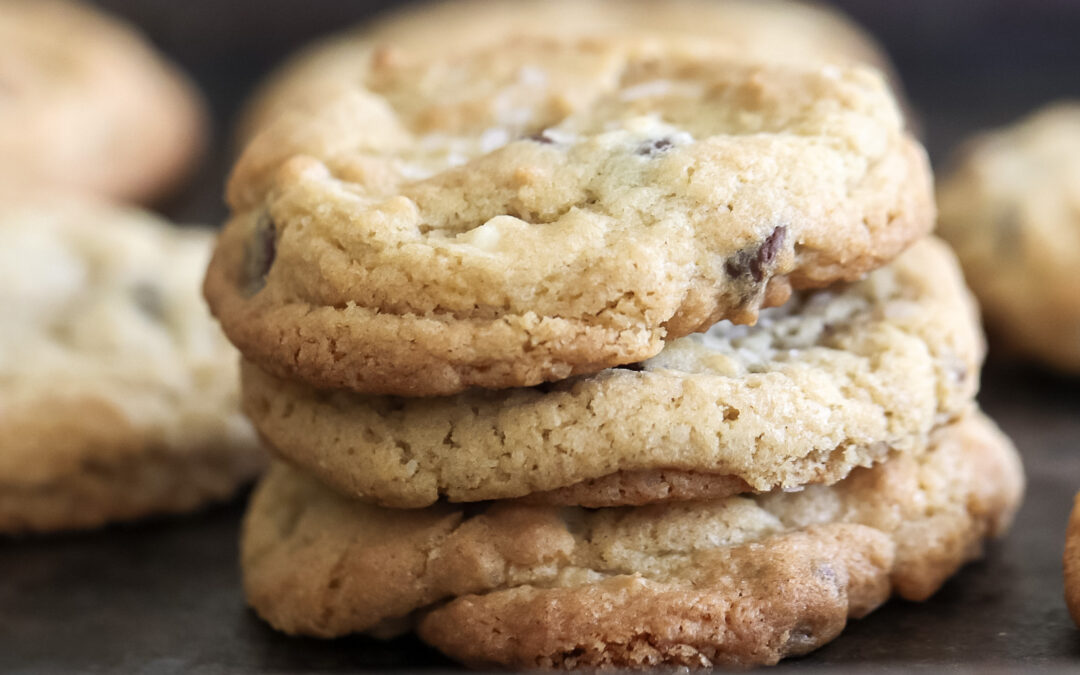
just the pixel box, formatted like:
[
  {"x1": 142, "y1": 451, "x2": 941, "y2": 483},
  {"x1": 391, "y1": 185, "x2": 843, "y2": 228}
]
[
  {"x1": 0, "y1": 0, "x2": 206, "y2": 203},
  {"x1": 938, "y1": 103, "x2": 1080, "y2": 373},
  {"x1": 0, "y1": 199, "x2": 263, "y2": 533},
  {"x1": 208, "y1": 36, "x2": 933, "y2": 396},
  {"x1": 238, "y1": 0, "x2": 903, "y2": 145}
]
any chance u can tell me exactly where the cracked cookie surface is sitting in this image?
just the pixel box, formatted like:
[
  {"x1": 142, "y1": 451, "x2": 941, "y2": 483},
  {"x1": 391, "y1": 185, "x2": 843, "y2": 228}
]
[
  {"x1": 241, "y1": 411, "x2": 1023, "y2": 669},
  {"x1": 208, "y1": 34, "x2": 933, "y2": 396},
  {"x1": 938, "y1": 103, "x2": 1080, "y2": 373},
  {"x1": 0, "y1": 200, "x2": 263, "y2": 533},
  {"x1": 241, "y1": 238, "x2": 982, "y2": 508},
  {"x1": 0, "y1": 0, "x2": 206, "y2": 203}
]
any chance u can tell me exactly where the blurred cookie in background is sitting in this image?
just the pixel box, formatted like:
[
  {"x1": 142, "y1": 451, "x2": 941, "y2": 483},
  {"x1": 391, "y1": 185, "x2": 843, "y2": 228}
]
[
  {"x1": 0, "y1": 198, "x2": 264, "y2": 534},
  {"x1": 938, "y1": 103, "x2": 1080, "y2": 374},
  {"x1": 0, "y1": 0, "x2": 207, "y2": 204},
  {"x1": 236, "y1": 0, "x2": 909, "y2": 147}
]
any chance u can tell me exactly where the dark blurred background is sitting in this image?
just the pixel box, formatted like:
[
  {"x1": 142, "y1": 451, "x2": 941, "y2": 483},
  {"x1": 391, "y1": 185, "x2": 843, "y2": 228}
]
[{"x1": 85, "y1": 0, "x2": 1080, "y2": 223}]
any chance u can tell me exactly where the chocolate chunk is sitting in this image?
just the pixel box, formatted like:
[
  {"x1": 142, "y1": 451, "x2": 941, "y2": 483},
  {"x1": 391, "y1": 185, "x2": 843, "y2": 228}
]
[
  {"x1": 243, "y1": 212, "x2": 277, "y2": 295},
  {"x1": 527, "y1": 131, "x2": 555, "y2": 144},
  {"x1": 131, "y1": 282, "x2": 165, "y2": 320},
  {"x1": 636, "y1": 137, "x2": 673, "y2": 157},
  {"x1": 751, "y1": 226, "x2": 786, "y2": 281},
  {"x1": 724, "y1": 226, "x2": 787, "y2": 283}
]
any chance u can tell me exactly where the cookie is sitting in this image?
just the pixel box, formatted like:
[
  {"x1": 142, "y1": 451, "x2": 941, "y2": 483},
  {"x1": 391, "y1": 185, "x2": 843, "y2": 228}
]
[
  {"x1": 938, "y1": 103, "x2": 1080, "y2": 373},
  {"x1": 238, "y1": 0, "x2": 904, "y2": 145},
  {"x1": 1065, "y1": 493, "x2": 1080, "y2": 627},
  {"x1": 0, "y1": 0, "x2": 206, "y2": 203},
  {"x1": 207, "y1": 35, "x2": 933, "y2": 397},
  {"x1": 241, "y1": 411, "x2": 1023, "y2": 668},
  {"x1": 240, "y1": 237, "x2": 981, "y2": 508},
  {"x1": 0, "y1": 200, "x2": 264, "y2": 534}
]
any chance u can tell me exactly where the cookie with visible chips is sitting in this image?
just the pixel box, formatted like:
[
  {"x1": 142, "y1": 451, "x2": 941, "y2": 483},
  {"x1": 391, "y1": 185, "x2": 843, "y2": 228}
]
[
  {"x1": 208, "y1": 34, "x2": 933, "y2": 396},
  {"x1": 241, "y1": 411, "x2": 1022, "y2": 669},
  {"x1": 0, "y1": 199, "x2": 263, "y2": 533}
]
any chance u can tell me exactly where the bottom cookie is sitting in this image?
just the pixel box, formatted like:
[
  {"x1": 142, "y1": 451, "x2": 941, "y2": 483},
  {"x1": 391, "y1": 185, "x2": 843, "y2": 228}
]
[{"x1": 241, "y1": 411, "x2": 1022, "y2": 669}]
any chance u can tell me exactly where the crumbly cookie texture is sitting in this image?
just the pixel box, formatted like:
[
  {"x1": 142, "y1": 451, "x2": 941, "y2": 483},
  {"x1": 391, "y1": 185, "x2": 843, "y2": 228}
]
[
  {"x1": 1065, "y1": 493, "x2": 1080, "y2": 627},
  {"x1": 938, "y1": 103, "x2": 1080, "y2": 373},
  {"x1": 208, "y1": 35, "x2": 933, "y2": 396},
  {"x1": 241, "y1": 411, "x2": 1023, "y2": 669},
  {"x1": 238, "y1": 0, "x2": 902, "y2": 144},
  {"x1": 241, "y1": 237, "x2": 982, "y2": 508},
  {"x1": 0, "y1": 200, "x2": 263, "y2": 533},
  {"x1": 0, "y1": 0, "x2": 206, "y2": 203}
]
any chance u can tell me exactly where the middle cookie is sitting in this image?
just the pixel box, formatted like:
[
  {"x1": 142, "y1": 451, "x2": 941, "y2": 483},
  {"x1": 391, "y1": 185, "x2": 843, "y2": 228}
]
[{"x1": 243, "y1": 238, "x2": 981, "y2": 508}]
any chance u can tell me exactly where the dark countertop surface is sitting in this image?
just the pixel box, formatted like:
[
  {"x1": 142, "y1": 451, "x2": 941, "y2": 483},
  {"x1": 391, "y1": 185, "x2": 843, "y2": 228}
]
[{"x1": 4, "y1": 1, "x2": 1080, "y2": 672}]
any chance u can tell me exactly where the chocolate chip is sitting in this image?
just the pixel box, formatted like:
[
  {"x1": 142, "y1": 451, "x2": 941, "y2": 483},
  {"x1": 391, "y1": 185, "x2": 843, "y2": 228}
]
[
  {"x1": 724, "y1": 226, "x2": 787, "y2": 283},
  {"x1": 752, "y1": 226, "x2": 786, "y2": 281},
  {"x1": 131, "y1": 282, "x2": 165, "y2": 320},
  {"x1": 636, "y1": 138, "x2": 672, "y2": 157},
  {"x1": 527, "y1": 131, "x2": 555, "y2": 144},
  {"x1": 243, "y1": 212, "x2": 277, "y2": 295}
]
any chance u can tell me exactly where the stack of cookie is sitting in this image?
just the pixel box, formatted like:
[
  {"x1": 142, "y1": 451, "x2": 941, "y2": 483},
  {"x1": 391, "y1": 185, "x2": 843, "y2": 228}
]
[{"x1": 206, "y1": 4, "x2": 1024, "y2": 668}]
